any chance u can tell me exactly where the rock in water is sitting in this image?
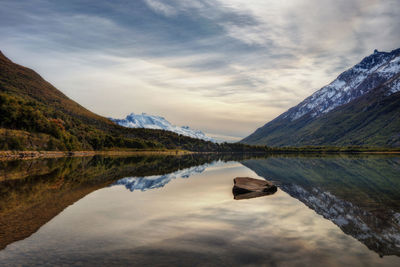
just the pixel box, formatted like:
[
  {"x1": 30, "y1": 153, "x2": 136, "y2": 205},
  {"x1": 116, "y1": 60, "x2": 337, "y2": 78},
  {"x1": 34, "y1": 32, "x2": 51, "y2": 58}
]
[{"x1": 233, "y1": 177, "x2": 277, "y2": 200}]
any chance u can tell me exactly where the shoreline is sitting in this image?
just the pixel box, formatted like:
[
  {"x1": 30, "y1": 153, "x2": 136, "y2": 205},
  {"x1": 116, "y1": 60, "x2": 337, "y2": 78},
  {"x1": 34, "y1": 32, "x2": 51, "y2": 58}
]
[
  {"x1": 0, "y1": 149, "x2": 399, "y2": 161},
  {"x1": 0, "y1": 150, "x2": 192, "y2": 161}
]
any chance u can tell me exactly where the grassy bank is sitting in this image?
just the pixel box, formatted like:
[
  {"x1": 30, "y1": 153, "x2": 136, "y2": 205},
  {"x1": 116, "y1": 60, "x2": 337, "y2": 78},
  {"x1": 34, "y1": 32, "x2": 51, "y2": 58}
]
[{"x1": 0, "y1": 149, "x2": 192, "y2": 161}]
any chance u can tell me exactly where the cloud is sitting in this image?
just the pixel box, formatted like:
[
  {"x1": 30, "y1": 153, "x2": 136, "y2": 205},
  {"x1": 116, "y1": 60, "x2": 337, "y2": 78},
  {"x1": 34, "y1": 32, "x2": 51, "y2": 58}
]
[
  {"x1": 0, "y1": 0, "x2": 399, "y2": 140},
  {"x1": 144, "y1": 0, "x2": 178, "y2": 17}
]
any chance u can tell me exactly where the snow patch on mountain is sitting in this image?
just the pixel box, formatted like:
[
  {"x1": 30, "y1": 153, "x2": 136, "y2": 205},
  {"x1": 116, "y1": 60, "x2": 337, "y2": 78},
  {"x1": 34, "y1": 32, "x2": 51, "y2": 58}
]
[
  {"x1": 387, "y1": 78, "x2": 400, "y2": 95},
  {"x1": 377, "y1": 55, "x2": 400, "y2": 78},
  {"x1": 285, "y1": 48, "x2": 400, "y2": 121},
  {"x1": 111, "y1": 113, "x2": 215, "y2": 142}
]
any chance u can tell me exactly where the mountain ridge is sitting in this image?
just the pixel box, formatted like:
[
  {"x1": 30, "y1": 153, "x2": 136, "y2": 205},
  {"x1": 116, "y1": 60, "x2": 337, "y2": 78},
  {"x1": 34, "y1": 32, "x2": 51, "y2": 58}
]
[
  {"x1": 242, "y1": 48, "x2": 400, "y2": 147},
  {"x1": 285, "y1": 48, "x2": 400, "y2": 121}
]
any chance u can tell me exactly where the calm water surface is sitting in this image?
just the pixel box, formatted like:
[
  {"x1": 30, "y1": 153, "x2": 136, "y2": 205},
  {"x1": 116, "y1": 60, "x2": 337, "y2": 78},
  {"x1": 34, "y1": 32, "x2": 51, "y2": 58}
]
[{"x1": 0, "y1": 154, "x2": 399, "y2": 266}]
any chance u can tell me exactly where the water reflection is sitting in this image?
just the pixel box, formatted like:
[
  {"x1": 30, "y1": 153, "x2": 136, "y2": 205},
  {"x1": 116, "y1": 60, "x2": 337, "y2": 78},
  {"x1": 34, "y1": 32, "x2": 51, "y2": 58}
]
[
  {"x1": 0, "y1": 154, "x2": 221, "y2": 250},
  {"x1": 112, "y1": 162, "x2": 214, "y2": 192},
  {"x1": 241, "y1": 156, "x2": 400, "y2": 257},
  {"x1": 0, "y1": 154, "x2": 399, "y2": 266}
]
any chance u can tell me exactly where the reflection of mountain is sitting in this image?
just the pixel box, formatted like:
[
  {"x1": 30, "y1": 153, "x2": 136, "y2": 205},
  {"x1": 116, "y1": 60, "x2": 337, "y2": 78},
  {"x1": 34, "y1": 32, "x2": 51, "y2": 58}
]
[
  {"x1": 0, "y1": 154, "x2": 220, "y2": 251},
  {"x1": 281, "y1": 184, "x2": 400, "y2": 257},
  {"x1": 241, "y1": 156, "x2": 400, "y2": 257},
  {"x1": 113, "y1": 163, "x2": 212, "y2": 192}
]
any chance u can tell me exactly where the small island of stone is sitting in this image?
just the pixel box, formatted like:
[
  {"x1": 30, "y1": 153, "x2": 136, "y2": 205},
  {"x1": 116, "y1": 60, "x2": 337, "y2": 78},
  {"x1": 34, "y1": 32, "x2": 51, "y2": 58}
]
[{"x1": 233, "y1": 177, "x2": 277, "y2": 200}]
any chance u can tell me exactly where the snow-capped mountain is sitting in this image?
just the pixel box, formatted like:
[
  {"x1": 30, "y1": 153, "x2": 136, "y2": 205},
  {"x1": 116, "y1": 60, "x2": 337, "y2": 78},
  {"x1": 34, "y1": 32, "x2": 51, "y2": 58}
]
[
  {"x1": 242, "y1": 48, "x2": 400, "y2": 147},
  {"x1": 286, "y1": 48, "x2": 400, "y2": 121},
  {"x1": 112, "y1": 163, "x2": 212, "y2": 192},
  {"x1": 111, "y1": 113, "x2": 215, "y2": 142}
]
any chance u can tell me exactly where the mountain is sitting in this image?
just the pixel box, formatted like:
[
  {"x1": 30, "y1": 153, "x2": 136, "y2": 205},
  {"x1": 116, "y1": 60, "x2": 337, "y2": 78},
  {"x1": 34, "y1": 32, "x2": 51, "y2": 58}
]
[
  {"x1": 111, "y1": 113, "x2": 215, "y2": 142},
  {"x1": 0, "y1": 50, "x2": 265, "y2": 152},
  {"x1": 242, "y1": 48, "x2": 400, "y2": 147}
]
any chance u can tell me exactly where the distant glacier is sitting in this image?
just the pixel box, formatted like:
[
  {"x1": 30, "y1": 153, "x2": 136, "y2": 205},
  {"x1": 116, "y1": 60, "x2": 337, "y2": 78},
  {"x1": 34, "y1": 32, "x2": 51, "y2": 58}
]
[{"x1": 110, "y1": 113, "x2": 215, "y2": 142}]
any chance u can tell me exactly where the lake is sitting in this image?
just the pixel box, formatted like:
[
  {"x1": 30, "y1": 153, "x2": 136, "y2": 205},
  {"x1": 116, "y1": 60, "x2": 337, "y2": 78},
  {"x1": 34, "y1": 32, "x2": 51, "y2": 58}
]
[{"x1": 0, "y1": 154, "x2": 399, "y2": 266}]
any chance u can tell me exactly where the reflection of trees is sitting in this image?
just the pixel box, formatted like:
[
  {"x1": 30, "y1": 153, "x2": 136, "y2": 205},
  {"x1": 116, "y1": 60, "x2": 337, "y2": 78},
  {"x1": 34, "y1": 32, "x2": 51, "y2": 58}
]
[{"x1": 0, "y1": 154, "x2": 221, "y2": 250}]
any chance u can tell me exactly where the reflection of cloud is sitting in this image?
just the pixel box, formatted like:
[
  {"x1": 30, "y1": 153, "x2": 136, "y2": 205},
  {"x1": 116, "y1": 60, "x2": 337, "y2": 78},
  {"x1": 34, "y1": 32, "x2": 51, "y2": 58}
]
[
  {"x1": 241, "y1": 156, "x2": 400, "y2": 256},
  {"x1": 2, "y1": 191, "x2": 385, "y2": 266},
  {"x1": 281, "y1": 183, "x2": 400, "y2": 256},
  {"x1": 0, "y1": 0, "x2": 399, "y2": 139},
  {"x1": 1, "y1": 159, "x2": 399, "y2": 266}
]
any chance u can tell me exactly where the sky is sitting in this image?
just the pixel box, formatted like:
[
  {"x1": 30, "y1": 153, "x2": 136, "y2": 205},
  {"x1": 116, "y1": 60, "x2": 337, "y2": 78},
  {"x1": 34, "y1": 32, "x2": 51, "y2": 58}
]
[{"x1": 0, "y1": 0, "x2": 399, "y2": 141}]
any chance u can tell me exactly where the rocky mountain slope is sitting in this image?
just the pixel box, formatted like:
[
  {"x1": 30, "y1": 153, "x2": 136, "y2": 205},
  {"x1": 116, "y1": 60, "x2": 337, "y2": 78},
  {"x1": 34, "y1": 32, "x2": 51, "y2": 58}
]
[{"x1": 242, "y1": 48, "x2": 400, "y2": 147}]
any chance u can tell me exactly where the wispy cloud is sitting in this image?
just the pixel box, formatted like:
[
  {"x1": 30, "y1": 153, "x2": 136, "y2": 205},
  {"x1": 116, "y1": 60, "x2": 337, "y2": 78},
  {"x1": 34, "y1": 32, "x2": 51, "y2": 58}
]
[
  {"x1": 0, "y1": 0, "x2": 399, "y2": 139},
  {"x1": 144, "y1": 0, "x2": 178, "y2": 17}
]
